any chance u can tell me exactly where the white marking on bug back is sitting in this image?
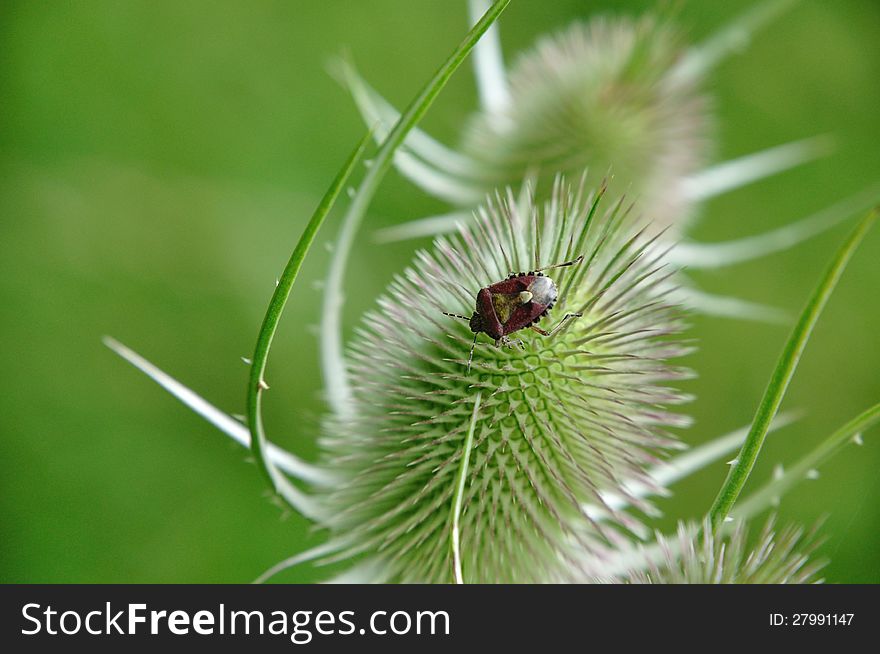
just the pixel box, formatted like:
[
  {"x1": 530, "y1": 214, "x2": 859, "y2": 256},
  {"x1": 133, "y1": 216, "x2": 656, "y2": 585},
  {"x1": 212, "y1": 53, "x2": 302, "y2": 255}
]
[{"x1": 528, "y1": 275, "x2": 557, "y2": 307}]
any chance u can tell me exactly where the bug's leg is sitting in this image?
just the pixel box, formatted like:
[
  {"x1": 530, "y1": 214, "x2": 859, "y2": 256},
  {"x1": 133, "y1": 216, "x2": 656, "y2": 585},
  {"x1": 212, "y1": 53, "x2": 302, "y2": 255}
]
[
  {"x1": 498, "y1": 335, "x2": 525, "y2": 351},
  {"x1": 466, "y1": 333, "x2": 478, "y2": 373},
  {"x1": 530, "y1": 312, "x2": 583, "y2": 338},
  {"x1": 445, "y1": 312, "x2": 479, "y2": 373},
  {"x1": 532, "y1": 254, "x2": 584, "y2": 274}
]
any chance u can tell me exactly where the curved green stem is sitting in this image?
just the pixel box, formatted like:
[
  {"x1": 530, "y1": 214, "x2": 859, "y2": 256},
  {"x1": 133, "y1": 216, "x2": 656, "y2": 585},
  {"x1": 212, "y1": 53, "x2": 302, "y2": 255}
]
[
  {"x1": 246, "y1": 133, "x2": 370, "y2": 511},
  {"x1": 451, "y1": 392, "x2": 482, "y2": 584},
  {"x1": 320, "y1": 0, "x2": 512, "y2": 418},
  {"x1": 734, "y1": 402, "x2": 880, "y2": 520},
  {"x1": 707, "y1": 208, "x2": 877, "y2": 532}
]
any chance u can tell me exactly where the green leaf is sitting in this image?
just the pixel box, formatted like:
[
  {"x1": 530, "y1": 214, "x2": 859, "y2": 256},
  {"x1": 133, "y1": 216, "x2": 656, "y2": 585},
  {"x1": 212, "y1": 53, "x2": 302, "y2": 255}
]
[{"x1": 707, "y1": 208, "x2": 878, "y2": 531}]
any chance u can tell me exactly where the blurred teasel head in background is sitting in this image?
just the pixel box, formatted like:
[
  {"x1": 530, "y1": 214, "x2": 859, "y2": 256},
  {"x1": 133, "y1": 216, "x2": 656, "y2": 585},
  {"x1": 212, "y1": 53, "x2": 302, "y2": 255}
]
[
  {"x1": 617, "y1": 518, "x2": 825, "y2": 584},
  {"x1": 460, "y1": 15, "x2": 710, "y2": 233}
]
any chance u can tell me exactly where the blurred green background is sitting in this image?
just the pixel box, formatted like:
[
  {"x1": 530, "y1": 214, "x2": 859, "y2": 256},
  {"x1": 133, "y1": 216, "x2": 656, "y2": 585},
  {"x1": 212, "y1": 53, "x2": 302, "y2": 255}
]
[{"x1": 1, "y1": 0, "x2": 878, "y2": 583}]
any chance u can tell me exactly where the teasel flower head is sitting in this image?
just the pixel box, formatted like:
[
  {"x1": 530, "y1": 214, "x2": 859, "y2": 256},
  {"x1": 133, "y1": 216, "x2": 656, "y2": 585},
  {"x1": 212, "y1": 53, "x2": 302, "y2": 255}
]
[
  {"x1": 314, "y1": 176, "x2": 693, "y2": 583},
  {"x1": 614, "y1": 517, "x2": 825, "y2": 584},
  {"x1": 460, "y1": 15, "x2": 710, "y2": 234}
]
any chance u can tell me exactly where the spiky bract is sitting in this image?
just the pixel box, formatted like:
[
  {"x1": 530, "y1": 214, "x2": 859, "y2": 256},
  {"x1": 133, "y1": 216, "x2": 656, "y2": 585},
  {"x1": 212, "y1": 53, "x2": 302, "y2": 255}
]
[
  {"x1": 462, "y1": 16, "x2": 710, "y2": 233},
  {"x1": 316, "y1": 177, "x2": 692, "y2": 582},
  {"x1": 620, "y1": 518, "x2": 825, "y2": 584}
]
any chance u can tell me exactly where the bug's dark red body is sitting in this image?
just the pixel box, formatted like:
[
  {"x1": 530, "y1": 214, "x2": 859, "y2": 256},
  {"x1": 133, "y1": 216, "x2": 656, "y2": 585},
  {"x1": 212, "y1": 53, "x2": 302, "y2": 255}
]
[
  {"x1": 471, "y1": 272, "x2": 557, "y2": 339},
  {"x1": 444, "y1": 255, "x2": 584, "y2": 371}
]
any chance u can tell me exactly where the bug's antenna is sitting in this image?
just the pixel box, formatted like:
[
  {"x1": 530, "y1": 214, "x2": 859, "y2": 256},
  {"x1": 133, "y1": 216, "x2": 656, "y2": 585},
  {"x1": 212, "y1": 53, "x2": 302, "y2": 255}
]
[
  {"x1": 443, "y1": 311, "x2": 471, "y2": 322},
  {"x1": 534, "y1": 254, "x2": 584, "y2": 273},
  {"x1": 467, "y1": 333, "x2": 478, "y2": 373}
]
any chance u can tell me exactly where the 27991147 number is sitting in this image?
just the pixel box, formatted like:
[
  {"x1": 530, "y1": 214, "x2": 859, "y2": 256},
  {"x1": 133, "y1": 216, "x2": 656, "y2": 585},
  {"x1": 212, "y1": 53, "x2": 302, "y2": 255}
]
[{"x1": 770, "y1": 613, "x2": 855, "y2": 626}]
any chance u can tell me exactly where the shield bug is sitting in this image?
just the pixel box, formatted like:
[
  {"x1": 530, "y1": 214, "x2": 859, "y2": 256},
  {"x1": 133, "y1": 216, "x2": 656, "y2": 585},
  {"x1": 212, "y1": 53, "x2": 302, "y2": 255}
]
[{"x1": 444, "y1": 255, "x2": 584, "y2": 371}]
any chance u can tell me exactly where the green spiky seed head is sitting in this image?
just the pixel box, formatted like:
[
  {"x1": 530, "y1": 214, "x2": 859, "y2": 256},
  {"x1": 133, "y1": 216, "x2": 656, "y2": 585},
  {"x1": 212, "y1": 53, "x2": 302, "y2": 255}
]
[
  {"x1": 461, "y1": 15, "x2": 710, "y2": 234},
  {"x1": 620, "y1": 518, "x2": 825, "y2": 584},
  {"x1": 315, "y1": 177, "x2": 693, "y2": 582}
]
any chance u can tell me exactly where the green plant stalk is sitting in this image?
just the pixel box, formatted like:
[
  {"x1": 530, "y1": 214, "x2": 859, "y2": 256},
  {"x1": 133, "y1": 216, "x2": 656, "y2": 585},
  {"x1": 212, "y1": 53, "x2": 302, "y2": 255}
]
[
  {"x1": 320, "y1": 0, "x2": 512, "y2": 418},
  {"x1": 246, "y1": 133, "x2": 371, "y2": 505},
  {"x1": 451, "y1": 391, "x2": 482, "y2": 584},
  {"x1": 708, "y1": 208, "x2": 878, "y2": 531},
  {"x1": 733, "y1": 402, "x2": 880, "y2": 520}
]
